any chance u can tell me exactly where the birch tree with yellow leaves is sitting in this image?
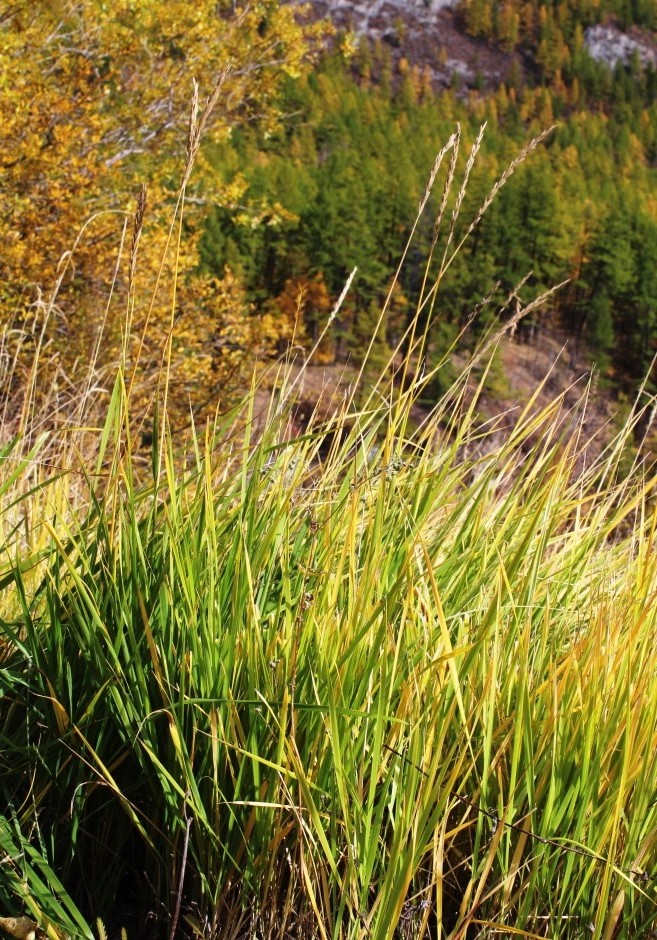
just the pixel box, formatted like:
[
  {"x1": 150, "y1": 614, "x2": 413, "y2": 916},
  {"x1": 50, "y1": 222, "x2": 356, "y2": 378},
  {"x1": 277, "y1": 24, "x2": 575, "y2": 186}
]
[{"x1": 0, "y1": 1, "x2": 324, "y2": 429}]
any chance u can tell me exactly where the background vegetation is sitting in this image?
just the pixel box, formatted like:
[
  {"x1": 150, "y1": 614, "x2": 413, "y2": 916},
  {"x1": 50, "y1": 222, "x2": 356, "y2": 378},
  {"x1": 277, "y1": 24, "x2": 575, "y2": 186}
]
[
  {"x1": 5, "y1": 0, "x2": 657, "y2": 429},
  {"x1": 0, "y1": 0, "x2": 326, "y2": 430},
  {"x1": 198, "y1": 37, "x2": 657, "y2": 396}
]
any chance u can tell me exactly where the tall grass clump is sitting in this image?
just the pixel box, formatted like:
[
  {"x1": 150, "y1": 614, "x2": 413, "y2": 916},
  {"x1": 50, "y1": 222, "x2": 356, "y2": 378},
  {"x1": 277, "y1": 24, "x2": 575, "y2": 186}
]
[{"x1": 2, "y1": 107, "x2": 657, "y2": 940}]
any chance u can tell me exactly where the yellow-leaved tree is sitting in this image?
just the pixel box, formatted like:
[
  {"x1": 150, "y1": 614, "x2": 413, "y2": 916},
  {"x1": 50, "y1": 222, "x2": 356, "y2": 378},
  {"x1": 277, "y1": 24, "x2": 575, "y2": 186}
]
[{"x1": 0, "y1": 0, "x2": 326, "y2": 432}]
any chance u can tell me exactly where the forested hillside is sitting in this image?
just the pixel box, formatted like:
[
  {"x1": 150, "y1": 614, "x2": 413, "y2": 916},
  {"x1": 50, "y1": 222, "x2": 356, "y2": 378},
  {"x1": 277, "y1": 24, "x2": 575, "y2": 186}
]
[
  {"x1": 198, "y1": 1, "x2": 657, "y2": 404},
  {"x1": 3, "y1": 1, "x2": 657, "y2": 422},
  {"x1": 461, "y1": 0, "x2": 655, "y2": 58}
]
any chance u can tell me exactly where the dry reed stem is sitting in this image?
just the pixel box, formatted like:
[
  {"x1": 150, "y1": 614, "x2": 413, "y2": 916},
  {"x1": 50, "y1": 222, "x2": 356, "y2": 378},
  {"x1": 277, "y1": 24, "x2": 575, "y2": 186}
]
[
  {"x1": 419, "y1": 123, "x2": 558, "y2": 319},
  {"x1": 127, "y1": 69, "x2": 231, "y2": 426},
  {"x1": 470, "y1": 276, "x2": 570, "y2": 368},
  {"x1": 128, "y1": 183, "x2": 148, "y2": 297},
  {"x1": 277, "y1": 266, "x2": 358, "y2": 413},
  {"x1": 418, "y1": 130, "x2": 458, "y2": 216},
  {"x1": 183, "y1": 68, "x2": 231, "y2": 189},
  {"x1": 432, "y1": 123, "x2": 461, "y2": 250},
  {"x1": 442, "y1": 122, "x2": 486, "y2": 261},
  {"x1": 465, "y1": 123, "x2": 557, "y2": 242},
  {"x1": 365, "y1": 129, "x2": 459, "y2": 397}
]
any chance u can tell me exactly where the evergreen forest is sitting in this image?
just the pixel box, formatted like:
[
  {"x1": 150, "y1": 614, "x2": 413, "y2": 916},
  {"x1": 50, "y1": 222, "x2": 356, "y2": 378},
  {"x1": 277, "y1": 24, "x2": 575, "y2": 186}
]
[{"x1": 200, "y1": 22, "x2": 657, "y2": 401}]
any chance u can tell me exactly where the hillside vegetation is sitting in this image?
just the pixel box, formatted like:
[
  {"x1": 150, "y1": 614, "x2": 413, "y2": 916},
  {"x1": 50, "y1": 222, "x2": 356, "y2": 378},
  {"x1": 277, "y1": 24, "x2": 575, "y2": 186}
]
[
  {"x1": 2, "y1": 3, "x2": 657, "y2": 939},
  {"x1": 4, "y1": 1, "x2": 657, "y2": 428},
  {"x1": 198, "y1": 25, "x2": 657, "y2": 406}
]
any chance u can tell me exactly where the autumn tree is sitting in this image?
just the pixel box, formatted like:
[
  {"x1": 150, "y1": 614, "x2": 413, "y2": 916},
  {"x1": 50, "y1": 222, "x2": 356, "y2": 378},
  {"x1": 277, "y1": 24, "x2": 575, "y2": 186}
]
[{"x1": 0, "y1": 0, "x2": 325, "y2": 428}]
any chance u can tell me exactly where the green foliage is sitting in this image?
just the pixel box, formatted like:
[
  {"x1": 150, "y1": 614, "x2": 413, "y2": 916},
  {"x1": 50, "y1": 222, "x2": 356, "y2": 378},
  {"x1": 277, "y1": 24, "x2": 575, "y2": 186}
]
[
  {"x1": 3, "y1": 315, "x2": 657, "y2": 939},
  {"x1": 2, "y1": 116, "x2": 657, "y2": 939},
  {"x1": 196, "y1": 39, "x2": 657, "y2": 400},
  {"x1": 579, "y1": 201, "x2": 657, "y2": 386}
]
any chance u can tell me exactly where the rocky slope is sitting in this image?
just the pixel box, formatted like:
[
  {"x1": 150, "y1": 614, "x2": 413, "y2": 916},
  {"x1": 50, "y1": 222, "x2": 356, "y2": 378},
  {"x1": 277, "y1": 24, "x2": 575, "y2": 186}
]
[
  {"x1": 285, "y1": 0, "x2": 519, "y2": 89},
  {"x1": 286, "y1": 0, "x2": 657, "y2": 90},
  {"x1": 585, "y1": 23, "x2": 657, "y2": 69}
]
